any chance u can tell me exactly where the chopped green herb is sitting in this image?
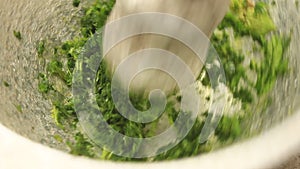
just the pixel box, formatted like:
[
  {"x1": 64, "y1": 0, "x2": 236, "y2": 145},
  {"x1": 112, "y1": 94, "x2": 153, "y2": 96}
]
[
  {"x1": 13, "y1": 30, "x2": 22, "y2": 40},
  {"x1": 38, "y1": 73, "x2": 52, "y2": 94},
  {"x1": 53, "y1": 134, "x2": 64, "y2": 143},
  {"x1": 37, "y1": 40, "x2": 45, "y2": 57},
  {"x1": 14, "y1": 104, "x2": 23, "y2": 113},
  {"x1": 3, "y1": 81, "x2": 10, "y2": 87},
  {"x1": 67, "y1": 133, "x2": 95, "y2": 157},
  {"x1": 72, "y1": 0, "x2": 81, "y2": 7}
]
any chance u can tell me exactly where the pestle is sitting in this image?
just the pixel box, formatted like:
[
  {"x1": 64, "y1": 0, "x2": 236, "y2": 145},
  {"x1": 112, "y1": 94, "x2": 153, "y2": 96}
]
[{"x1": 103, "y1": 0, "x2": 230, "y2": 98}]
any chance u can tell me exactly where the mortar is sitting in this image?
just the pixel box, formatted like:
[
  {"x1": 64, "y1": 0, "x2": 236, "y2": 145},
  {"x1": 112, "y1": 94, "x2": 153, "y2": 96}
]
[{"x1": 0, "y1": 0, "x2": 299, "y2": 168}]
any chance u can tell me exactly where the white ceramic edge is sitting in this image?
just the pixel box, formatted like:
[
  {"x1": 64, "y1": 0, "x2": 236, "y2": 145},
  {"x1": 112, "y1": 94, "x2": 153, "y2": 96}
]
[{"x1": 1, "y1": 108, "x2": 300, "y2": 169}]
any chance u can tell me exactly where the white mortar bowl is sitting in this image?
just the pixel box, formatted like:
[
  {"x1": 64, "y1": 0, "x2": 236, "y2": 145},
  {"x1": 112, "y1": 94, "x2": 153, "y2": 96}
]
[{"x1": 0, "y1": 0, "x2": 299, "y2": 169}]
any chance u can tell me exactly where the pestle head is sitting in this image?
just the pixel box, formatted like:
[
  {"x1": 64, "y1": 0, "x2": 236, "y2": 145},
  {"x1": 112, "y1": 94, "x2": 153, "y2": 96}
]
[{"x1": 103, "y1": 0, "x2": 230, "y2": 98}]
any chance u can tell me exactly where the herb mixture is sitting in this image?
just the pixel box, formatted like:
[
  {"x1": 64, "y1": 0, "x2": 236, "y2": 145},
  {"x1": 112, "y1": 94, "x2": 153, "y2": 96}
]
[{"x1": 36, "y1": 0, "x2": 290, "y2": 161}]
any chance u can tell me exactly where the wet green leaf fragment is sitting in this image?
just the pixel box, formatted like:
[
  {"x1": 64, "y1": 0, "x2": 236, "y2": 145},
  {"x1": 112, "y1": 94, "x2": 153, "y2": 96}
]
[
  {"x1": 13, "y1": 30, "x2": 22, "y2": 40},
  {"x1": 14, "y1": 104, "x2": 23, "y2": 113},
  {"x1": 37, "y1": 40, "x2": 46, "y2": 57},
  {"x1": 38, "y1": 73, "x2": 53, "y2": 94},
  {"x1": 72, "y1": 0, "x2": 80, "y2": 7},
  {"x1": 3, "y1": 81, "x2": 10, "y2": 87}
]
